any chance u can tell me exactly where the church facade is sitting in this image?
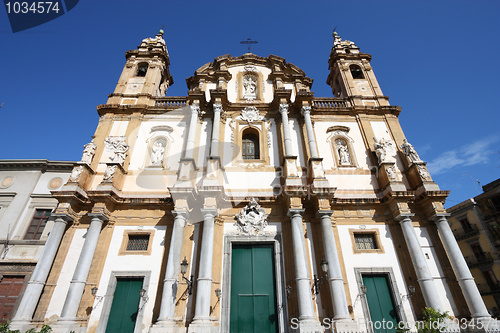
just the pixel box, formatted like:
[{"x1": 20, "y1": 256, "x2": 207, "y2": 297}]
[{"x1": 9, "y1": 31, "x2": 496, "y2": 333}]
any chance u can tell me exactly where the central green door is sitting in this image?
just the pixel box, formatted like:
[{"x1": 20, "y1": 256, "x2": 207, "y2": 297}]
[
  {"x1": 230, "y1": 244, "x2": 277, "y2": 333},
  {"x1": 362, "y1": 275, "x2": 398, "y2": 333},
  {"x1": 106, "y1": 278, "x2": 143, "y2": 333}
]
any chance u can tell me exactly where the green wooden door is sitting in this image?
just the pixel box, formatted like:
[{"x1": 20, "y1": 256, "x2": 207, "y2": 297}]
[
  {"x1": 230, "y1": 244, "x2": 277, "y2": 333},
  {"x1": 106, "y1": 278, "x2": 143, "y2": 333},
  {"x1": 363, "y1": 275, "x2": 398, "y2": 333}
]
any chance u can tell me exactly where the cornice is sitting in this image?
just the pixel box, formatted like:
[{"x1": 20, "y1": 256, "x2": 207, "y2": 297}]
[{"x1": 0, "y1": 159, "x2": 75, "y2": 171}]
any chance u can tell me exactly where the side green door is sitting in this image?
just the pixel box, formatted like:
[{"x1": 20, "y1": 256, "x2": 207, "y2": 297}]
[
  {"x1": 106, "y1": 278, "x2": 143, "y2": 333},
  {"x1": 363, "y1": 275, "x2": 398, "y2": 333},
  {"x1": 230, "y1": 244, "x2": 277, "y2": 333}
]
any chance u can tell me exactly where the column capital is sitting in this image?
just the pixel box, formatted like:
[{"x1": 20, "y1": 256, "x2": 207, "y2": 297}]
[
  {"x1": 301, "y1": 105, "x2": 312, "y2": 116},
  {"x1": 213, "y1": 102, "x2": 223, "y2": 113},
  {"x1": 279, "y1": 102, "x2": 289, "y2": 114},
  {"x1": 317, "y1": 210, "x2": 333, "y2": 218},
  {"x1": 395, "y1": 213, "x2": 414, "y2": 223},
  {"x1": 430, "y1": 214, "x2": 451, "y2": 223},
  {"x1": 288, "y1": 208, "x2": 305, "y2": 218},
  {"x1": 87, "y1": 212, "x2": 109, "y2": 222},
  {"x1": 172, "y1": 210, "x2": 189, "y2": 220},
  {"x1": 200, "y1": 208, "x2": 218, "y2": 218},
  {"x1": 51, "y1": 213, "x2": 74, "y2": 224}
]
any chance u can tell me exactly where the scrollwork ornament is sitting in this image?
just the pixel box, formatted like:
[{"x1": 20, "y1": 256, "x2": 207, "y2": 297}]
[
  {"x1": 240, "y1": 106, "x2": 262, "y2": 122},
  {"x1": 417, "y1": 165, "x2": 430, "y2": 181},
  {"x1": 234, "y1": 198, "x2": 269, "y2": 235}
]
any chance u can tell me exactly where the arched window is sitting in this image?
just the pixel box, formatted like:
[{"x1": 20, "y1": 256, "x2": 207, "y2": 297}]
[
  {"x1": 350, "y1": 65, "x2": 364, "y2": 79},
  {"x1": 242, "y1": 129, "x2": 260, "y2": 160},
  {"x1": 136, "y1": 63, "x2": 148, "y2": 77}
]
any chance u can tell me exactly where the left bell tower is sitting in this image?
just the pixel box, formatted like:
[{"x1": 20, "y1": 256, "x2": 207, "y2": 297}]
[{"x1": 107, "y1": 29, "x2": 173, "y2": 106}]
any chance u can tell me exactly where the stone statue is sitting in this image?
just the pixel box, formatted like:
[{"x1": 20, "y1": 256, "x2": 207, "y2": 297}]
[
  {"x1": 103, "y1": 165, "x2": 117, "y2": 181},
  {"x1": 374, "y1": 137, "x2": 395, "y2": 164},
  {"x1": 151, "y1": 139, "x2": 165, "y2": 165},
  {"x1": 337, "y1": 142, "x2": 351, "y2": 165},
  {"x1": 69, "y1": 166, "x2": 83, "y2": 182},
  {"x1": 104, "y1": 137, "x2": 129, "y2": 165},
  {"x1": 81, "y1": 139, "x2": 97, "y2": 164},
  {"x1": 243, "y1": 74, "x2": 257, "y2": 100},
  {"x1": 400, "y1": 139, "x2": 421, "y2": 162},
  {"x1": 386, "y1": 165, "x2": 397, "y2": 181}
]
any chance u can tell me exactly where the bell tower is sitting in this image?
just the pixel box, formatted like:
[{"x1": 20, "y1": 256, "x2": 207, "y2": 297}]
[
  {"x1": 107, "y1": 29, "x2": 173, "y2": 106},
  {"x1": 326, "y1": 32, "x2": 389, "y2": 106}
]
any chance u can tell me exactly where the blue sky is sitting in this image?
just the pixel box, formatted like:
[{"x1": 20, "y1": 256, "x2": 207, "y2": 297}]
[{"x1": 1, "y1": 1, "x2": 499, "y2": 207}]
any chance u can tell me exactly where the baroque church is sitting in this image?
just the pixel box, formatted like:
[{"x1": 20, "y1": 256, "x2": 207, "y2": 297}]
[{"x1": 8, "y1": 30, "x2": 498, "y2": 333}]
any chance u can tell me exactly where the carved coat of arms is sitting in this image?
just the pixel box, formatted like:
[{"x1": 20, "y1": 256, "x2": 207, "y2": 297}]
[{"x1": 234, "y1": 198, "x2": 269, "y2": 235}]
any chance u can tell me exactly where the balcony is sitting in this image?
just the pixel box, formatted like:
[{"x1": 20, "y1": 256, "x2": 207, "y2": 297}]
[
  {"x1": 313, "y1": 98, "x2": 351, "y2": 108},
  {"x1": 154, "y1": 97, "x2": 188, "y2": 108},
  {"x1": 453, "y1": 224, "x2": 480, "y2": 241},
  {"x1": 465, "y1": 252, "x2": 494, "y2": 269}
]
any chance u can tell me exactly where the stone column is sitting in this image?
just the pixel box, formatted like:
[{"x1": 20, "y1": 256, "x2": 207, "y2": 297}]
[
  {"x1": 151, "y1": 210, "x2": 188, "y2": 330},
  {"x1": 58, "y1": 214, "x2": 106, "y2": 323},
  {"x1": 210, "y1": 103, "x2": 222, "y2": 157},
  {"x1": 185, "y1": 104, "x2": 200, "y2": 159},
  {"x1": 435, "y1": 216, "x2": 491, "y2": 319},
  {"x1": 279, "y1": 103, "x2": 294, "y2": 156},
  {"x1": 301, "y1": 106, "x2": 319, "y2": 159},
  {"x1": 189, "y1": 210, "x2": 217, "y2": 332},
  {"x1": 399, "y1": 216, "x2": 443, "y2": 310},
  {"x1": 289, "y1": 210, "x2": 322, "y2": 331},
  {"x1": 319, "y1": 211, "x2": 350, "y2": 320},
  {"x1": 12, "y1": 216, "x2": 70, "y2": 326}
]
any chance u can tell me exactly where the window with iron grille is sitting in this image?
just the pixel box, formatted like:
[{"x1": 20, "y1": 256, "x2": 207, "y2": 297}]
[
  {"x1": 24, "y1": 209, "x2": 51, "y2": 240},
  {"x1": 126, "y1": 234, "x2": 150, "y2": 251},
  {"x1": 354, "y1": 233, "x2": 377, "y2": 250}
]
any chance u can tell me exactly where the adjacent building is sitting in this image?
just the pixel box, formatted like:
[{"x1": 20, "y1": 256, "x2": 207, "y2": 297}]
[
  {"x1": 0, "y1": 160, "x2": 74, "y2": 323},
  {"x1": 448, "y1": 179, "x2": 500, "y2": 318},
  {"x1": 8, "y1": 31, "x2": 498, "y2": 332}
]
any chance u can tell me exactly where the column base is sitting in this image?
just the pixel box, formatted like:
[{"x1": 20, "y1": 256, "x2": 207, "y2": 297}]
[
  {"x1": 187, "y1": 319, "x2": 218, "y2": 333},
  {"x1": 149, "y1": 320, "x2": 187, "y2": 333},
  {"x1": 51, "y1": 319, "x2": 86, "y2": 333},
  {"x1": 291, "y1": 319, "x2": 324, "y2": 333},
  {"x1": 9, "y1": 320, "x2": 34, "y2": 332},
  {"x1": 331, "y1": 319, "x2": 359, "y2": 333}
]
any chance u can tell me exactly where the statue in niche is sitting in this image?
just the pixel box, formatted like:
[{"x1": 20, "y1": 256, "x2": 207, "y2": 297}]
[
  {"x1": 336, "y1": 139, "x2": 351, "y2": 165},
  {"x1": 150, "y1": 139, "x2": 166, "y2": 166},
  {"x1": 400, "y1": 139, "x2": 422, "y2": 162},
  {"x1": 243, "y1": 74, "x2": 257, "y2": 100},
  {"x1": 80, "y1": 139, "x2": 96, "y2": 164}
]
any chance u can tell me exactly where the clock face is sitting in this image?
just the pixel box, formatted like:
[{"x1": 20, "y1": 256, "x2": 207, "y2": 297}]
[{"x1": 355, "y1": 80, "x2": 372, "y2": 96}]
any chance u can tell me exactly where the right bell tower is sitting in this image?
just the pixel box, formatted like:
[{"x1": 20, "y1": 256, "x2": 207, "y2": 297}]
[{"x1": 326, "y1": 31, "x2": 390, "y2": 107}]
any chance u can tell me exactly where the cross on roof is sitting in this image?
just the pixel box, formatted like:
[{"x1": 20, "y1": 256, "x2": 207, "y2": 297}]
[{"x1": 240, "y1": 38, "x2": 258, "y2": 53}]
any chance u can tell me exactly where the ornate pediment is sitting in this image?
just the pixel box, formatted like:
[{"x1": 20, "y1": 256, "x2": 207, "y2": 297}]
[{"x1": 234, "y1": 198, "x2": 269, "y2": 235}]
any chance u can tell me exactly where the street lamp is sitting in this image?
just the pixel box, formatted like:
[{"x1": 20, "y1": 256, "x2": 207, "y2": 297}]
[
  {"x1": 313, "y1": 259, "x2": 329, "y2": 294},
  {"x1": 180, "y1": 257, "x2": 194, "y2": 295}
]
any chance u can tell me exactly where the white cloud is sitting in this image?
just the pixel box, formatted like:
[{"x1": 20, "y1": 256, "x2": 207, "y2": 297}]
[{"x1": 427, "y1": 136, "x2": 499, "y2": 175}]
